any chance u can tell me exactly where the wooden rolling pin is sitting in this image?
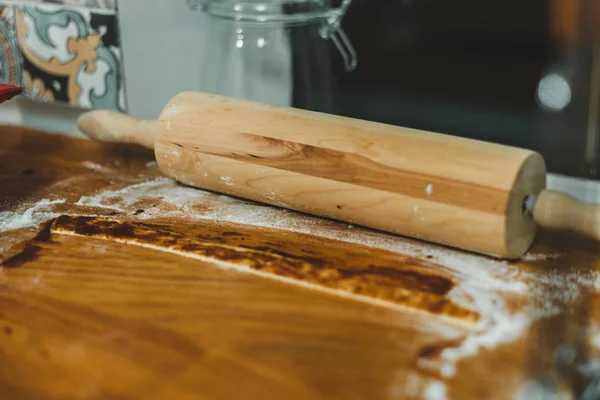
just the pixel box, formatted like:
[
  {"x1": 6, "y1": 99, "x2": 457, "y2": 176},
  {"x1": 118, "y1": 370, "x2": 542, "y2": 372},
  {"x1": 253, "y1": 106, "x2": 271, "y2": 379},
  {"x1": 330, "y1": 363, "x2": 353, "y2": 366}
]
[{"x1": 78, "y1": 92, "x2": 600, "y2": 259}]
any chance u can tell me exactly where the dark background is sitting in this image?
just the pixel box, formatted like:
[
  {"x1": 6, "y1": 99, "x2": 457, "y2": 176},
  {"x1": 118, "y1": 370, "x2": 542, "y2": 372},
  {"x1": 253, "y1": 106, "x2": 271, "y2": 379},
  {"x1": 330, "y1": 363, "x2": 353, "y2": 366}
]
[{"x1": 292, "y1": 0, "x2": 599, "y2": 179}]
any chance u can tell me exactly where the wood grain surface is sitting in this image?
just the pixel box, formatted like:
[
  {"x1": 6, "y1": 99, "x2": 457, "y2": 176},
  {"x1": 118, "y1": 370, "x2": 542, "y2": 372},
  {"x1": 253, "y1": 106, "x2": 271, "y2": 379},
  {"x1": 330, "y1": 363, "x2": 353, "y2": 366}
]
[
  {"x1": 533, "y1": 190, "x2": 600, "y2": 242},
  {"x1": 49, "y1": 215, "x2": 478, "y2": 324},
  {"x1": 2, "y1": 125, "x2": 600, "y2": 399}
]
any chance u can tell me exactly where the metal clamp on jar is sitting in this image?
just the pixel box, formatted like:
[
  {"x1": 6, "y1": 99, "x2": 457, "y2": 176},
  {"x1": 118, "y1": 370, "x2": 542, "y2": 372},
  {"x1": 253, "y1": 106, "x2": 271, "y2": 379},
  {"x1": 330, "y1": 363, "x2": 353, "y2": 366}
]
[{"x1": 186, "y1": 0, "x2": 357, "y2": 112}]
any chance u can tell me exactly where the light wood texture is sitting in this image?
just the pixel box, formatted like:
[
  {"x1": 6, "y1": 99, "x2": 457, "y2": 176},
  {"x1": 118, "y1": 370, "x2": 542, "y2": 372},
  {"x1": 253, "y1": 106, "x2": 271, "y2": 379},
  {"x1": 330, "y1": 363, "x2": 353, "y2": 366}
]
[
  {"x1": 2, "y1": 126, "x2": 600, "y2": 399},
  {"x1": 157, "y1": 93, "x2": 547, "y2": 259},
  {"x1": 78, "y1": 110, "x2": 156, "y2": 150},
  {"x1": 533, "y1": 189, "x2": 600, "y2": 241},
  {"x1": 79, "y1": 92, "x2": 550, "y2": 258}
]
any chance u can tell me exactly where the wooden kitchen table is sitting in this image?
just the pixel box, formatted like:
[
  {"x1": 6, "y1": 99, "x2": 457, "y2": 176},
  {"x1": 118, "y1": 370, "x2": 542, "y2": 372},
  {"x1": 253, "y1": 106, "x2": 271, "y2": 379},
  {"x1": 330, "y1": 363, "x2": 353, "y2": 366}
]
[{"x1": 1, "y1": 126, "x2": 600, "y2": 400}]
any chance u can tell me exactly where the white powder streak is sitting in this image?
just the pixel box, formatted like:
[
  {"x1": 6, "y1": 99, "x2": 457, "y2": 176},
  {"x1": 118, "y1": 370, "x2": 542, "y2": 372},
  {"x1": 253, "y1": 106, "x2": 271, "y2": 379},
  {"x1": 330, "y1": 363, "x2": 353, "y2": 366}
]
[
  {"x1": 401, "y1": 372, "x2": 422, "y2": 398},
  {"x1": 516, "y1": 380, "x2": 567, "y2": 400},
  {"x1": 82, "y1": 161, "x2": 110, "y2": 172},
  {"x1": 440, "y1": 313, "x2": 530, "y2": 372},
  {"x1": 0, "y1": 199, "x2": 65, "y2": 232},
  {"x1": 521, "y1": 253, "x2": 565, "y2": 261},
  {"x1": 593, "y1": 333, "x2": 600, "y2": 349},
  {"x1": 74, "y1": 178, "x2": 178, "y2": 209},
  {"x1": 220, "y1": 176, "x2": 233, "y2": 186},
  {"x1": 423, "y1": 380, "x2": 447, "y2": 400}
]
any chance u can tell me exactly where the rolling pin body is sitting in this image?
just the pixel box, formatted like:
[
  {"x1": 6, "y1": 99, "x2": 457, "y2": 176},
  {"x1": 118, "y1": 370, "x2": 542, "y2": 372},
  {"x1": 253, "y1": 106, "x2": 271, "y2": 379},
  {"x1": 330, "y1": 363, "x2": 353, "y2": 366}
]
[{"x1": 151, "y1": 92, "x2": 546, "y2": 259}]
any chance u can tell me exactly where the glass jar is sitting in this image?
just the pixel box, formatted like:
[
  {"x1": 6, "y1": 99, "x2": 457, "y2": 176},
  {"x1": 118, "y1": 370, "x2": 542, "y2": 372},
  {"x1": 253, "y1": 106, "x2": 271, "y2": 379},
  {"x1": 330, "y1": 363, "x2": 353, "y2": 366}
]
[{"x1": 187, "y1": 0, "x2": 357, "y2": 112}]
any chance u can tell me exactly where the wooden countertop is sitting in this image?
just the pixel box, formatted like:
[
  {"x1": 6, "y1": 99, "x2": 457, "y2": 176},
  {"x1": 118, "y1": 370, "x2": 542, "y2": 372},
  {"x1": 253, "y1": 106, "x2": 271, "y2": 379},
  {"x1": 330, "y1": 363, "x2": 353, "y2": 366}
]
[{"x1": 1, "y1": 126, "x2": 600, "y2": 399}]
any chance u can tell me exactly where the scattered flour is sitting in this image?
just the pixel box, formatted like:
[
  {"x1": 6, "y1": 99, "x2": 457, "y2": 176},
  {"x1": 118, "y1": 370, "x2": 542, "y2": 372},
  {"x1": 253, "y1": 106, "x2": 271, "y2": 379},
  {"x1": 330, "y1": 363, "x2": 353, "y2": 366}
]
[
  {"x1": 72, "y1": 179, "x2": 528, "y2": 283},
  {"x1": 220, "y1": 176, "x2": 233, "y2": 186},
  {"x1": 146, "y1": 161, "x2": 157, "y2": 168},
  {"x1": 521, "y1": 253, "x2": 566, "y2": 261},
  {"x1": 70, "y1": 177, "x2": 600, "y2": 393},
  {"x1": 593, "y1": 333, "x2": 600, "y2": 349},
  {"x1": 82, "y1": 161, "x2": 110, "y2": 173},
  {"x1": 516, "y1": 380, "x2": 569, "y2": 400},
  {"x1": 74, "y1": 178, "x2": 193, "y2": 210},
  {"x1": 588, "y1": 324, "x2": 600, "y2": 350},
  {"x1": 0, "y1": 199, "x2": 65, "y2": 232},
  {"x1": 71, "y1": 179, "x2": 531, "y2": 290},
  {"x1": 426, "y1": 184, "x2": 434, "y2": 196},
  {"x1": 392, "y1": 371, "x2": 453, "y2": 400},
  {"x1": 423, "y1": 380, "x2": 447, "y2": 400},
  {"x1": 440, "y1": 364, "x2": 455, "y2": 379},
  {"x1": 400, "y1": 372, "x2": 422, "y2": 398},
  {"x1": 439, "y1": 313, "x2": 530, "y2": 377}
]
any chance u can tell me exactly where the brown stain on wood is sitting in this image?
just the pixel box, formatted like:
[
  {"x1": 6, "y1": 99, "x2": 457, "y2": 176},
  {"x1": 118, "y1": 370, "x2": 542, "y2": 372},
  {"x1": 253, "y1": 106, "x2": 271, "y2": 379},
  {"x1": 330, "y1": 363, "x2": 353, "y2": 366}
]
[
  {"x1": 2, "y1": 244, "x2": 43, "y2": 268},
  {"x1": 2, "y1": 220, "x2": 54, "y2": 268},
  {"x1": 51, "y1": 215, "x2": 479, "y2": 323}
]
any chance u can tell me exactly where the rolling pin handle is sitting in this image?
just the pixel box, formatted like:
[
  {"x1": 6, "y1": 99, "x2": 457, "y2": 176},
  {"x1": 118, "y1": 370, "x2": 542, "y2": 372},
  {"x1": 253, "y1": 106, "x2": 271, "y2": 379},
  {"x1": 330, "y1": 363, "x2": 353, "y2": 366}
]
[
  {"x1": 78, "y1": 111, "x2": 157, "y2": 150},
  {"x1": 532, "y1": 189, "x2": 600, "y2": 241}
]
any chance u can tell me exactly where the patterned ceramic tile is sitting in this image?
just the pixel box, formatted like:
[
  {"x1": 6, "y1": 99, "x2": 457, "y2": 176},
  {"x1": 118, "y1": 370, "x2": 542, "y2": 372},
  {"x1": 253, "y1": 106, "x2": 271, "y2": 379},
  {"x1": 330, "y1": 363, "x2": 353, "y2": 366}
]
[
  {"x1": 0, "y1": 6, "x2": 23, "y2": 86},
  {"x1": 0, "y1": 1, "x2": 126, "y2": 111}
]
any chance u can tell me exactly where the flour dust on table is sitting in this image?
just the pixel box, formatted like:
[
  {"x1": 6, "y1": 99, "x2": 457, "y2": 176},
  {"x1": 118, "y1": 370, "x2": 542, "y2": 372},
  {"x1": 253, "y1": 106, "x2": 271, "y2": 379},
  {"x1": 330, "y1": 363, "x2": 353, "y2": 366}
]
[{"x1": 64, "y1": 176, "x2": 600, "y2": 391}]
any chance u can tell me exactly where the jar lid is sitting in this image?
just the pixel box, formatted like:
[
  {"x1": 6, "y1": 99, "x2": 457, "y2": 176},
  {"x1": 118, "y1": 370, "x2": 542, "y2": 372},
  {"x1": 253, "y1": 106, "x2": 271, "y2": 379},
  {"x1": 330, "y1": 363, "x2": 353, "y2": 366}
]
[{"x1": 189, "y1": 0, "x2": 332, "y2": 23}]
